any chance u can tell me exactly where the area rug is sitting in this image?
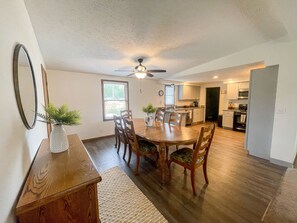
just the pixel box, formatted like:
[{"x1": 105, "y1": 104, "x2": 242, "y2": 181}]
[
  {"x1": 262, "y1": 168, "x2": 297, "y2": 222},
  {"x1": 97, "y1": 166, "x2": 167, "y2": 223}
]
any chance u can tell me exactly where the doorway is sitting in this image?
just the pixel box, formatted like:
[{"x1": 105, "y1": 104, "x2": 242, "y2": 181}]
[{"x1": 205, "y1": 87, "x2": 220, "y2": 121}]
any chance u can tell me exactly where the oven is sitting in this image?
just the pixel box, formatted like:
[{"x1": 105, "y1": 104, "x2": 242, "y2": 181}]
[{"x1": 233, "y1": 104, "x2": 247, "y2": 132}]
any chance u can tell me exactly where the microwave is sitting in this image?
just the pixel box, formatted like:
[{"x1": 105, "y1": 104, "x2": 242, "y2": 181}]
[{"x1": 238, "y1": 89, "x2": 248, "y2": 99}]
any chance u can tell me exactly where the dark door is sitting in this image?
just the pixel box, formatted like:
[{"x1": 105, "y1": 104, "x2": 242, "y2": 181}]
[{"x1": 206, "y1": 87, "x2": 220, "y2": 121}]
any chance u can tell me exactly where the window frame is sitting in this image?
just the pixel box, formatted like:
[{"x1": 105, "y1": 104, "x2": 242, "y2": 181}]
[
  {"x1": 164, "y1": 84, "x2": 175, "y2": 106},
  {"x1": 101, "y1": 79, "x2": 129, "y2": 121}
]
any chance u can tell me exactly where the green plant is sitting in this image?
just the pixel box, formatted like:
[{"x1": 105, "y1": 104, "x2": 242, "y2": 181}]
[
  {"x1": 37, "y1": 103, "x2": 81, "y2": 125},
  {"x1": 142, "y1": 103, "x2": 157, "y2": 114}
]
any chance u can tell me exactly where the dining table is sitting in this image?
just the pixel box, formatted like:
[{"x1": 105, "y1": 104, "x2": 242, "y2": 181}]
[{"x1": 132, "y1": 118, "x2": 199, "y2": 184}]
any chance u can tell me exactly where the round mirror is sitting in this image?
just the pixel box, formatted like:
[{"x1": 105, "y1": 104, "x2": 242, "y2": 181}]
[{"x1": 13, "y1": 44, "x2": 37, "y2": 129}]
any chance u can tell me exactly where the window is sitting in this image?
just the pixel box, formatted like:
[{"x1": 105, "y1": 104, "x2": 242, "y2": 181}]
[
  {"x1": 165, "y1": 85, "x2": 175, "y2": 106},
  {"x1": 102, "y1": 80, "x2": 129, "y2": 121}
]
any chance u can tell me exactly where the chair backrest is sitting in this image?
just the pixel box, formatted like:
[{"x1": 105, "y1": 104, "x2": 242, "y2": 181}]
[
  {"x1": 168, "y1": 112, "x2": 182, "y2": 126},
  {"x1": 120, "y1": 110, "x2": 132, "y2": 119},
  {"x1": 192, "y1": 124, "x2": 215, "y2": 166},
  {"x1": 122, "y1": 118, "x2": 139, "y2": 152},
  {"x1": 113, "y1": 115, "x2": 126, "y2": 142},
  {"x1": 155, "y1": 108, "x2": 165, "y2": 123}
]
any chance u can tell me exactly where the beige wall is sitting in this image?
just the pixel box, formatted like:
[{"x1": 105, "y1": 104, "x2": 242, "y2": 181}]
[
  {"x1": 47, "y1": 70, "x2": 165, "y2": 139},
  {"x1": 0, "y1": 1, "x2": 47, "y2": 222}
]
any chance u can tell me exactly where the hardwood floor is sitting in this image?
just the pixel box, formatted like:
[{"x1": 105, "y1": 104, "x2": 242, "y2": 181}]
[{"x1": 84, "y1": 124, "x2": 286, "y2": 223}]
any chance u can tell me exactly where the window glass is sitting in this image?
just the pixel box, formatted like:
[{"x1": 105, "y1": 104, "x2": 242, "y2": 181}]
[
  {"x1": 102, "y1": 80, "x2": 129, "y2": 120},
  {"x1": 165, "y1": 85, "x2": 175, "y2": 105}
]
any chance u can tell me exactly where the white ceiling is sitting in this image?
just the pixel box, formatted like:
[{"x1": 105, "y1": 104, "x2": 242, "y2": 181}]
[{"x1": 24, "y1": 0, "x2": 297, "y2": 83}]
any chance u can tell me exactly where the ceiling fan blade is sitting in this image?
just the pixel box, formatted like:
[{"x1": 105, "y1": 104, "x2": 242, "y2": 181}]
[
  {"x1": 146, "y1": 69, "x2": 166, "y2": 73},
  {"x1": 146, "y1": 73, "x2": 154, "y2": 77},
  {"x1": 115, "y1": 70, "x2": 134, "y2": 72},
  {"x1": 127, "y1": 73, "x2": 135, "y2": 77}
]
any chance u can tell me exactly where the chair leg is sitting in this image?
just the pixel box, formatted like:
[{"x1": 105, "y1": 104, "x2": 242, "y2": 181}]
[
  {"x1": 191, "y1": 170, "x2": 196, "y2": 196},
  {"x1": 167, "y1": 160, "x2": 172, "y2": 177},
  {"x1": 117, "y1": 140, "x2": 121, "y2": 154},
  {"x1": 155, "y1": 151, "x2": 159, "y2": 168},
  {"x1": 203, "y1": 162, "x2": 209, "y2": 184},
  {"x1": 114, "y1": 128, "x2": 118, "y2": 148},
  {"x1": 127, "y1": 146, "x2": 132, "y2": 166},
  {"x1": 176, "y1": 145, "x2": 179, "y2": 150},
  {"x1": 135, "y1": 154, "x2": 140, "y2": 176},
  {"x1": 123, "y1": 143, "x2": 127, "y2": 160}
]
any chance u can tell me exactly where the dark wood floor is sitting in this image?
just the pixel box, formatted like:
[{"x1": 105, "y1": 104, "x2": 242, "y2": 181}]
[{"x1": 84, "y1": 124, "x2": 286, "y2": 223}]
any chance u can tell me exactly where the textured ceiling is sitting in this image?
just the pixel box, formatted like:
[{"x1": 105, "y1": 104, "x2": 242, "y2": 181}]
[{"x1": 24, "y1": 0, "x2": 296, "y2": 83}]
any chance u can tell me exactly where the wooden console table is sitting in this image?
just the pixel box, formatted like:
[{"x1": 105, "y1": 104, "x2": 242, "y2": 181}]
[{"x1": 16, "y1": 134, "x2": 101, "y2": 223}]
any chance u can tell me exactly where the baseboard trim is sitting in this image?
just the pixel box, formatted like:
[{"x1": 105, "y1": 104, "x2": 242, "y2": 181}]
[
  {"x1": 82, "y1": 134, "x2": 115, "y2": 143},
  {"x1": 270, "y1": 158, "x2": 293, "y2": 168}
]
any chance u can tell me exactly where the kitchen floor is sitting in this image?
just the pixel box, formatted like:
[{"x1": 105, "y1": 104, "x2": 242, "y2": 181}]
[{"x1": 84, "y1": 123, "x2": 286, "y2": 223}]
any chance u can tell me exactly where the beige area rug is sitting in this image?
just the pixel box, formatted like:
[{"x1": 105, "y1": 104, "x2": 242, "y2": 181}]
[
  {"x1": 98, "y1": 166, "x2": 167, "y2": 223},
  {"x1": 262, "y1": 168, "x2": 297, "y2": 223}
]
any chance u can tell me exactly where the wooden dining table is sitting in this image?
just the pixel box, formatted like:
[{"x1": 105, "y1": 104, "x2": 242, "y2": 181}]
[{"x1": 132, "y1": 118, "x2": 199, "y2": 184}]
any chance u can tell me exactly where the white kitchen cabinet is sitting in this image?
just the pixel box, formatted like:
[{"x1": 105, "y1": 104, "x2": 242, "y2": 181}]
[
  {"x1": 192, "y1": 108, "x2": 204, "y2": 123},
  {"x1": 238, "y1": 82, "x2": 249, "y2": 90},
  {"x1": 178, "y1": 85, "x2": 200, "y2": 100},
  {"x1": 227, "y1": 83, "x2": 238, "y2": 100},
  {"x1": 223, "y1": 110, "x2": 234, "y2": 129}
]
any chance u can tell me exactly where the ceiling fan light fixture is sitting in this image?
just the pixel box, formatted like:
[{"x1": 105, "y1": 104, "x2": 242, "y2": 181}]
[
  {"x1": 135, "y1": 64, "x2": 146, "y2": 72},
  {"x1": 135, "y1": 72, "x2": 146, "y2": 79}
]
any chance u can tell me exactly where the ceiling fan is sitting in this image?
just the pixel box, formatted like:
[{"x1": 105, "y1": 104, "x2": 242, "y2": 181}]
[{"x1": 115, "y1": 58, "x2": 166, "y2": 79}]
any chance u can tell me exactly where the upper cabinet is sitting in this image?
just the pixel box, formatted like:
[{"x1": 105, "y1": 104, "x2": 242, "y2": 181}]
[
  {"x1": 178, "y1": 85, "x2": 200, "y2": 100},
  {"x1": 227, "y1": 83, "x2": 239, "y2": 100},
  {"x1": 227, "y1": 82, "x2": 249, "y2": 100}
]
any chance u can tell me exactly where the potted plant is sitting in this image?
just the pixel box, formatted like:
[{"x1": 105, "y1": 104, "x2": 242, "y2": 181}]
[
  {"x1": 142, "y1": 103, "x2": 157, "y2": 127},
  {"x1": 37, "y1": 103, "x2": 80, "y2": 153}
]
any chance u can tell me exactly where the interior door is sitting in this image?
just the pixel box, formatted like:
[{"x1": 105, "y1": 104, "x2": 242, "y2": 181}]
[{"x1": 205, "y1": 87, "x2": 220, "y2": 121}]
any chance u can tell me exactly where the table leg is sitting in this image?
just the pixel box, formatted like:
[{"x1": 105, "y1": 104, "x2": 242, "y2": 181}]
[{"x1": 158, "y1": 142, "x2": 166, "y2": 184}]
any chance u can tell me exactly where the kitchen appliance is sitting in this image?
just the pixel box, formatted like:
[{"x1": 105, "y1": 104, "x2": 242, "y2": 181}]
[
  {"x1": 233, "y1": 104, "x2": 247, "y2": 132},
  {"x1": 238, "y1": 89, "x2": 249, "y2": 99}
]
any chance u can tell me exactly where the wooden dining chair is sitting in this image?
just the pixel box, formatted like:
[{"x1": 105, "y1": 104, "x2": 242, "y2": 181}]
[
  {"x1": 167, "y1": 124, "x2": 215, "y2": 195},
  {"x1": 166, "y1": 112, "x2": 183, "y2": 159},
  {"x1": 168, "y1": 112, "x2": 182, "y2": 126},
  {"x1": 155, "y1": 108, "x2": 165, "y2": 123},
  {"x1": 120, "y1": 110, "x2": 132, "y2": 119},
  {"x1": 113, "y1": 115, "x2": 128, "y2": 159},
  {"x1": 123, "y1": 118, "x2": 159, "y2": 176}
]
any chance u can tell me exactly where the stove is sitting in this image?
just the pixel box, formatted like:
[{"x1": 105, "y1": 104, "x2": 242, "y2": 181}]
[{"x1": 233, "y1": 104, "x2": 247, "y2": 132}]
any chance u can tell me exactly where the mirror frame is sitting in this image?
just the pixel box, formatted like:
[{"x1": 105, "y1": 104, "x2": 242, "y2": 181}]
[{"x1": 13, "y1": 43, "x2": 38, "y2": 129}]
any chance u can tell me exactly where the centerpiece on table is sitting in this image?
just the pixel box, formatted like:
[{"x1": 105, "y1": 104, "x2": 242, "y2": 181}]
[
  {"x1": 142, "y1": 103, "x2": 157, "y2": 127},
  {"x1": 37, "y1": 103, "x2": 81, "y2": 153}
]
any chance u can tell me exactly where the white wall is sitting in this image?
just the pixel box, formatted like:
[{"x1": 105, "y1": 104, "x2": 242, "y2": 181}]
[
  {"x1": 47, "y1": 70, "x2": 165, "y2": 139},
  {"x1": 0, "y1": 1, "x2": 47, "y2": 222}
]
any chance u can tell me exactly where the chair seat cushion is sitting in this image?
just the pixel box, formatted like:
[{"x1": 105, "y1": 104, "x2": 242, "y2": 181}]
[
  {"x1": 138, "y1": 140, "x2": 157, "y2": 153},
  {"x1": 170, "y1": 148, "x2": 204, "y2": 165}
]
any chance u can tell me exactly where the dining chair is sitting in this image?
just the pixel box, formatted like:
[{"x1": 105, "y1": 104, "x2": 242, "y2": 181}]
[
  {"x1": 123, "y1": 118, "x2": 159, "y2": 176},
  {"x1": 166, "y1": 112, "x2": 183, "y2": 159},
  {"x1": 155, "y1": 108, "x2": 165, "y2": 123},
  {"x1": 167, "y1": 123, "x2": 215, "y2": 195},
  {"x1": 113, "y1": 115, "x2": 128, "y2": 159},
  {"x1": 120, "y1": 110, "x2": 132, "y2": 119},
  {"x1": 168, "y1": 112, "x2": 182, "y2": 126}
]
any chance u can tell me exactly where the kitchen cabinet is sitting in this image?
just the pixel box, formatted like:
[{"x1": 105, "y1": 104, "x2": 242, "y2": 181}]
[
  {"x1": 238, "y1": 82, "x2": 249, "y2": 90},
  {"x1": 192, "y1": 108, "x2": 204, "y2": 123},
  {"x1": 227, "y1": 83, "x2": 239, "y2": 100},
  {"x1": 223, "y1": 110, "x2": 234, "y2": 129},
  {"x1": 178, "y1": 85, "x2": 200, "y2": 100}
]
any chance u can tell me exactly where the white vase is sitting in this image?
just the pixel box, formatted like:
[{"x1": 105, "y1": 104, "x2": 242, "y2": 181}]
[
  {"x1": 50, "y1": 124, "x2": 69, "y2": 153},
  {"x1": 144, "y1": 113, "x2": 154, "y2": 127}
]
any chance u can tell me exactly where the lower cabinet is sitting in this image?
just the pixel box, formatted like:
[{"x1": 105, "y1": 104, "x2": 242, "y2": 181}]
[
  {"x1": 192, "y1": 108, "x2": 204, "y2": 123},
  {"x1": 223, "y1": 110, "x2": 234, "y2": 129}
]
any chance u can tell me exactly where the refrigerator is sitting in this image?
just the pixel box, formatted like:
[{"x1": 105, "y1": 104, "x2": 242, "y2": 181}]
[{"x1": 245, "y1": 65, "x2": 279, "y2": 160}]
